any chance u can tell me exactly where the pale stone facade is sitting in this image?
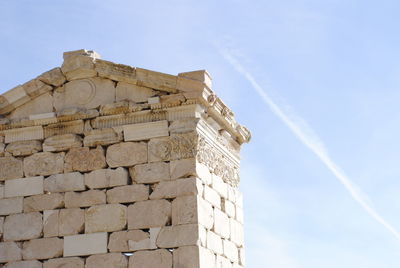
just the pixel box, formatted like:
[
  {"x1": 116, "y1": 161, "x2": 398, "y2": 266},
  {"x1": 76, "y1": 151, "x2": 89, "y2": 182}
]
[{"x1": 0, "y1": 49, "x2": 251, "y2": 267}]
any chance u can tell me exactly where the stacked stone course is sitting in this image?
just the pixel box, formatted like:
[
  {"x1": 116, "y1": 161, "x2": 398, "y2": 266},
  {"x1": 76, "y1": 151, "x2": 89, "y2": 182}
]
[{"x1": 0, "y1": 49, "x2": 251, "y2": 268}]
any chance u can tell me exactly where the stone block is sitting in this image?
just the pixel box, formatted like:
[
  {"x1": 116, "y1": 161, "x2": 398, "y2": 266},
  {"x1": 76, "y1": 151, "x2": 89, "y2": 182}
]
[
  {"x1": 172, "y1": 196, "x2": 213, "y2": 229},
  {"x1": 106, "y1": 142, "x2": 147, "y2": 167},
  {"x1": 123, "y1": 120, "x2": 169, "y2": 142},
  {"x1": 169, "y1": 118, "x2": 199, "y2": 134},
  {"x1": 4, "y1": 260, "x2": 42, "y2": 268},
  {"x1": 230, "y1": 219, "x2": 244, "y2": 247},
  {"x1": 64, "y1": 190, "x2": 105, "y2": 208},
  {"x1": 95, "y1": 59, "x2": 136, "y2": 84},
  {"x1": 85, "y1": 204, "x2": 127, "y2": 233},
  {"x1": 127, "y1": 200, "x2": 170, "y2": 229},
  {"x1": 204, "y1": 185, "x2": 221, "y2": 209},
  {"x1": 5, "y1": 140, "x2": 42, "y2": 156},
  {"x1": 0, "y1": 197, "x2": 23, "y2": 215},
  {"x1": 0, "y1": 242, "x2": 22, "y2": 263},
  {"x1": 44, "y1": 120, "x2": 84, "y2": 138},
  {"x1": 136, "y1": 68, "x2": 177, "y2": 93},
  {"x1": 235, "y1": 206, "x2": 243, "y2": 223},
  {"x1": 129, "y1": 249, "x2": 172, "y2": 268},
  {"x1": 212, "y1": 175, "x2": 228, "y2": 198},
  {"x1": 150, "y1": 177, "x2": 203, "y2": 200},
  {"x1": 43, "y1": 134, "x2": 82, "y2": 152},
  {"x1": 2, "y1": 85, "x2": 30, "y2": 112},
  {"x1": 128, "y1": 227, "x2": 160, "y2": 251},
  {"x1": 106, "y1": 185, "x2": 149, "y2": 204},
  {"x1": 22, "y1": 237, "x2": 63, "y2": 260},
  {"x1": 206, "y1": 231, "x2": 223, "y2": 255},
  {"x1": 173, "y1": 246, "x2": 216, "y2": 268},
  {"x1": 22, "y1": 78, "x2": 53, "y2": 98},
  {"x1": 147, "y1": 137, "x2": 171, "y2": 162},
  {"x1": 85, "y1": 167, "x2": 128, "y2": 189},
  {"x1": 116, "y1": 81, "x2": 156, "y2": 102},
  {"x1": 216, "y1": 255, "x2": 232, "y2": 268},
  {"x1": 3, "y1": 212, "x2": 42, "y2": 241},
  {"x1": 176, "y1": 76, "x2": 208, "y2": 93},
  {"x1": 39, "y1": 67, "x2": 66, "y2": 87},
  {"x1": 54, "y1": 78, "x2": 115, "y2": 111},
  {"x1": 4, "y1": 176, "x2": 43, "y2": 198},
  {"x1": 108, "y1": 230, "x2": 148, "y2": 252},
  {"x1": 170, "y1": 158, "x2": 210, "y2": 181},
  {"x1": 43, "y1": 210, "x2": 59, "y2": 237},
  {"x1": 214, "y1": 208, "x2": 230, "y2": 239},
  {"x1": 129, "y1": 161, "x2": 170, "y2": 184},
  {"x1": 43, "y1": 257, "x2": 84, "y2": 268},
  {"x1": 86, "y1": 253, "x2": 128, "y2": 268},
  {"x1": 9, "y1": 93, "x2": 53, "y2": 120},
  {"x1": 223, "y1": 239, "x2": 238, "y2": 263},
  {"x1": 44, "y1": 172, "x2": 85, "y2": 193},
  {"x1": 239, "y1": 248, "x2": 245, "y2": 266},
  {"x1": 64, "y1": 146, "x2": 106, "y2": 172},
  {"x1": 24, "y1": 152, "x2": 64, "y2": 177},
  {"x1": 24, "y1": 193, "x2": 64, "y2": 212},
  {"x1": 4, "y1": 126, "x2": 44, "y2": 144},
  {"x1": 223, "y1": 199, "x2": 236, "y2": 219},
  {"x1": 61, "y1": 55, "x2": 97, "y2": 80},
  {"x1": 83, "y1": 128, "x2": 122, "y2": 147},
  {"x1": 178, "y1": 70, "x2": 212, "y2": 88},
  {"x1": 59, "y1": 208, "x2": 84, "y2": 236},
  {"x1": 0, "y1": 157, "x2": 23, "y2": 181},
  {"x1": 63, "y1": 232, "x2": 108, "y2": 257},
  {"x1": 156, "y1": 224, "x2": 202, "y2": 248}
]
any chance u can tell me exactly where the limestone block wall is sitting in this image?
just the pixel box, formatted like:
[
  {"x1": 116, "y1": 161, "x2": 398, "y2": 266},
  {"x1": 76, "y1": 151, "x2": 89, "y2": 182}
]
[{"x1": 0, "y1": 49, "x2": 250, "y2": 268}]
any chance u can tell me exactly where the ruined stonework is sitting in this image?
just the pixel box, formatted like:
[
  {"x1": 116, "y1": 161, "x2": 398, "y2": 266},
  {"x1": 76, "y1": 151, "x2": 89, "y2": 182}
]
[{"x1": 0, "y1": 49, "x2": 251, "y2": 268}]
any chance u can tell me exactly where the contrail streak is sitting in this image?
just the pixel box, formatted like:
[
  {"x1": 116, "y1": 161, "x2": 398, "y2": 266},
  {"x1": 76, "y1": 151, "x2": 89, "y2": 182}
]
[{"x1": 220, "y1": 49, "x2": 400, "y2": 241}]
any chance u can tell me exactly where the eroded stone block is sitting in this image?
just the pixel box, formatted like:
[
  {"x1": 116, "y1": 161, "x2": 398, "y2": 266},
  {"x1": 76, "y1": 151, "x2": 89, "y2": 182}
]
[
  {"x1": 0, "y1": 242, "x2": 22, "y2": 263},
  {"x1": 44, "y1": 172, "x2": 85, "y2": 193},
  {"x1": 64, "y1": 190, "x2": 106, "y2": 208},
  {"x1": 127, "y1": 200, "x2": 170, "y2": 229},
  {"x1": 123, "y1": 120, "x2": 169, "y2": 142},
  {"x1": 63, "y1": 232, "x2": 107, "y2": 257},
  {"x1": 61, "y1": 55, "x2": 97, "y2": 81},
  {"x1": 4, "y1": 176, "x2": 43, "y2": 198},
  {"x1": 156, "y1": 224, "x2": 202, "y2": 248},
  {"x1": 214, "y1": 208, "x2": 230, "y2": 239},
  {"x1": 84, "y1": 167, "x2": 128, "y2": 189},
  {"x1": 128, "y1": 227, "x2": 160, "y2": 251},
  {"x1": 4, "y1": 126, "x2": 44, "y2": 144},
  {"x1": 43, "y1": 120, "x2": 84, "y2": 138},
  {"x1": 43, "y1": 257, "x2": 84, "y2": 268},
  {"x1": 22, "y1": 237, "x2": 63, "y2": 260},
  {"x1": 129, "y1": 249, "x2": 172, "y2": 268},
  {"x1": 86, "y1": 253, "x2": 128, "y2": 268},
  {"x1": 172, "y1": 195, "x2": 213, "y2": 229},
  {"x1": 129, "y1": 161, "x2": 170, "y2": 184},
  {"x1": 59, "y1": 208, "x2": 84, "y2": 236},
  {"x1": 0, "y1": 197, "x2": 23, "y2": 215},
  {"x1": 83, "y1": 128, "x2": 122, "y2": 147},
  {"x1": 64, "y1": 146, "x2": 106, "y2": 172},
  {"x1": 116, "y1": 81, "x2": 156, "y2": 102},
  {"x1": 24, "y1": 152, "x2": 64, "y2": 177},
  {"x1": 3, "y1": 212, "x2": 42, "y2": 241},
  {"x1": 150, "y1": 177, "x2": 203, "y2": 200},
  {"x1": 5, "y1": 140, "x2": 42, "y2": 156},
  {"x1": 136, "y1": 68, "x2": 177, "y2": 93},
  {"x1": 108, "y1": 230, "x2": 148, "y2": 252},
  {"x1": 106, "y1": 185, "x2": 149, "y2": 204},
  {"x1": 43, "y1": 134, "x2": 82, "y2": 152},
  {"x1": 85, "y1": 204, "x2": 127, "y2": 233},
  {"x1": 9, "y1": 92, "x2": 53, "y2": 120},
  {"x1": 206, "y1": 231, "x2": 223, "y2": 255},
  {"x1": 106, "y1": 142, "x2": 147, "y2": 167},
  {"x1": 39, "y1": 67, "x2": 67, "y2": 87},
  {"x1": 43, "y1": 210, "x2": 59, "y2": 238},
  {"x1": 24, "y1": 193, "x2": 64, "y2": 212},
  {"x1": 4, "y1": 260, "x2": 42, "y2": 268},
  {"x1": 0, "y1": 157, "x2": 23, "y2": 181},
  {"x1": 95, "y1": 59, "x2": 136, "y2": 84}
]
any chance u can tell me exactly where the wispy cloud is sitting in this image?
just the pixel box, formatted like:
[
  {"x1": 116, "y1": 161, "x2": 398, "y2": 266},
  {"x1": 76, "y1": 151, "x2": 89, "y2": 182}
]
[{"x1": 219, "y1": 48, "x2": 400, "y2": 241}]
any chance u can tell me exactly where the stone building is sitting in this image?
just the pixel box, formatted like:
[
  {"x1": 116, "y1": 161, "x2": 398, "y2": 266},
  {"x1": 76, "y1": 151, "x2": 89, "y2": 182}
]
[{"x1": 0, "y1": 49, "x2": 251, "y2": 267}]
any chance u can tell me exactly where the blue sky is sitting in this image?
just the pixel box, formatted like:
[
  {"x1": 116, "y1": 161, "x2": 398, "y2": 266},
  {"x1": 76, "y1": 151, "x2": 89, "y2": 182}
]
[{"x1": 1, "y1": 0, "x2": 400, "y2": 267}]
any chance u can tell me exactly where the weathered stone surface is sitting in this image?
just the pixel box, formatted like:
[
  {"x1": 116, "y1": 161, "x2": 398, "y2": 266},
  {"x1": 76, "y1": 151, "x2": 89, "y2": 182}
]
[
  {"x1": 0, "y1": 216, "x2": 4, "y2": 237},
  {"x1": 63, "y1": 232, "x2": 107, "y2": 257},
  {"x1": 204, "y1": 185, "x2": 221, "y2": 209},
  {"x1": 84, "y1": 128, "x2": 122, "y2": 147},
  {"x1": 170, "y1": 158, "x2": 204, "y2": 180},
  {"x1": 150, "y1": 177, "x2": 203, "y2": 200},
  {"x1": 24, "y1": 193, "x2": 64, "y2": 212},
  {"x1": 43, "y1": 257, "x2": 84, "y2": 268},
  {"x1": 43, "y1": 210, "x2": 59, "y2": 237},
  {"x1": 147, "y1": 137, "x2": 171, "y2": 162},
  {"x1": 108, "y1": 231, "x2": 141, "y2": 253},
  {"x1": 178, "y1": 69, "x2": 212, "y2": 88},
  {"x1": 0, "y1": 157, "x2": 23, "y2": 181},
  {"x1": 128, "y1": 227, "x2": 160, "y2": 251},
  {"x1": 108, "y1": 230, "x2": 149, "y2": 252},
  {"x1": 129, "y1": 249, "x2": 172, "y2": 268},
  {"x1": 173, "y1": 246, "x2": 216, "y2": 268},
  {"x1": 4, "y1": 260, "x2": 42, "y2": 268},
  {"x1": 123, "y1": 120, "x2": 169, "y2": 142},
  {"x1": 207, "y1": 231, "x2": 223, "y2": 255},
  {"x1": 95, "y1": 59, "x2": 136, "y2": 84},
  {"x1": 4, "y1": 176, "x2": 43, "y2": 198},
  {"x1": 59, "y1": 208, "x2": 84, "y2": 236},
  {"x1": 172, "y1": 196, "x2": 213, "y2": 229},
  {"x1": 106, "y1": 142, "x2": 147, "y2": 167},
  {"x1": 223, "y1": 200, "x2": 236, "y2": 218},
  {"x1": 129, "y1": 161, "x2": 170, "y2": 184},
  {"x1": 239, "y1": 248, "x2": 245, "y2": 266},
  {"x1": 169, "y1": 118, "x2": 199, "y2": 134},
  {"x1": 54, "y1": 78, "x2": 115, "y2": 111},
  {"x1": 64, "y1": 190, "x2": 105, "y2": 208},
  {"x1": 128, "y1": 200, "x2": 171, "y2": 229},
  {"x1": 85, "y1": 167, "x2": 128, "y2": 189},
  {"x1": 43, "y1": 120, "x2": 84, "y2": 138},
  {"x1": 3, "y1": 212, "x2": 42, "y2": 241},
  {"x1": 24, "y1": 152, "x2": 64, "y2": 177},
  {"x1": 136, "y1": 68, "x2": 177, "y2": 93},
  {"x1": 22, "y1": 237, "x2": 63, "y2": 260},
  {"x1": 64, "y1": 146, "x2": 106, "y2": 172},
  {"x1": 223, "y1": 239, "x2": 238, "y2": 263},
  {"x1": 85, "y1": 204, "x2": 127, "y2": 233},
  {"x1": 116, "y1": 81, "x2": 156, "y2": 102},
  {"x1": 44, "y1": 172, "x2": 85, "y2": 193},
  {"x1": 212, "y1": 174, "x2": 228, "y2": 198},
  {"x1": 230, "y1": 219, "x2": 244, "y2": 247},
  {"x1": 214, "y1": 208, "x2": 230, "y2": 239},
  {"x1": 5, "y1": 140, "x2": 42, "y2": 156},
  {"x1": 39, "y1": 67, "x2": 66, "y2": 87},
  {"x1": 1, "y1": 85, "x2": 30, "y2": 114},
  {"x1": 0, "y1": 185, "x2": 4, "y2": 199},
  {"x1": 4, "y1": 126, "x2": 44, "y2": 144},
  {"x1": 236, "y1": 205, "x2": 243, "y2": 223},
  {"x1": 86, "y1": 253, "x2": 128, "y2": 268},
  {"x1": 61, "y1": 55, "x2": 97, "y2": 81},
  {"x1": 9, "y1": 93, "x2": 53, "y2": 120},
  {"x1": 156, "y1": 224, "x2": 201, "y2": 248},
  {"x1": 0, "y1": 242, "x2": 22, "y2": 263},
  {"x1": 0, "y1": 197, "x2": 23, "y2": 215},
  {"x1": 43, "y1": 134, "x2": 82, "y2": 152},
  {"x1": 106, "y1": 184, "x2": 148, "y2": 204}
]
